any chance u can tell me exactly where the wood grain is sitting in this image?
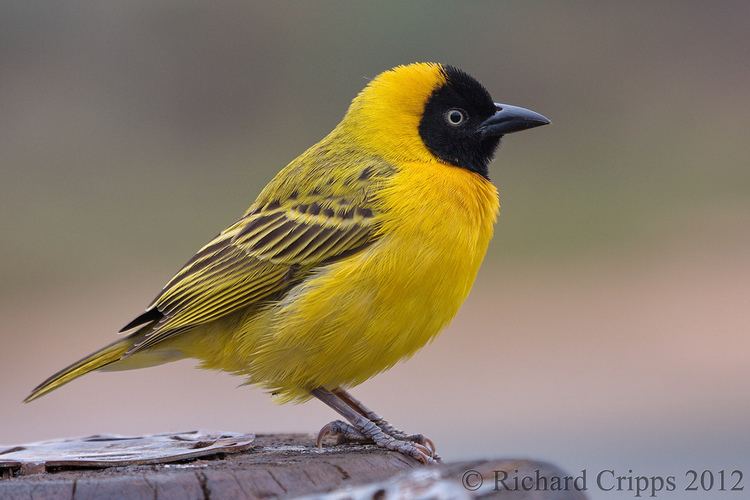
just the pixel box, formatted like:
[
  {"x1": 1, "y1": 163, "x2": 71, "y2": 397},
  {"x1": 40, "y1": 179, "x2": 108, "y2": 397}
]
[{"x1": 0, "y1": 433, "x2": 587, "y2": 499}]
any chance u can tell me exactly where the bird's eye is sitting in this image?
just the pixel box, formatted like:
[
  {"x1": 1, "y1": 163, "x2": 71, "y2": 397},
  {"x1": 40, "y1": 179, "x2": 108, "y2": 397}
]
[{"x1": 445, "y1": 109, "x2": 467, "y2": 126}]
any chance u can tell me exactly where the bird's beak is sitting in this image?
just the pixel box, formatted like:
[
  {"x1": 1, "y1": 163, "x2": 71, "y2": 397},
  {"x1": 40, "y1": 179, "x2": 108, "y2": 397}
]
[{"x1": 479, "y1": 103, "x2": 550, "y2": 137}]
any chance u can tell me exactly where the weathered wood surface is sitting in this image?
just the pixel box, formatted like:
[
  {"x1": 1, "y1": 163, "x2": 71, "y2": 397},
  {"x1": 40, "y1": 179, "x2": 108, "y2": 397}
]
[
  {"x1": 0, "y1": 431, "x2": 255, "y2": 475},
  {"x1": 0, "y1": 433, "x2": 587, "y2": 499}
]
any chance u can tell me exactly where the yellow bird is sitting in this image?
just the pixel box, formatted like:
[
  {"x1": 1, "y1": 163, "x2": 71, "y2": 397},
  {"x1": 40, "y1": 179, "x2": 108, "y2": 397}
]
[{"x1": 25, "y1": 63, "x2": 549, "y2": 463}]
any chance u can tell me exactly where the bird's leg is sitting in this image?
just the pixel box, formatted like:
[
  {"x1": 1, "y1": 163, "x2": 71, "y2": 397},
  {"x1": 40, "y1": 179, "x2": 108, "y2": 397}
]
[
  {"x1": 332, "y1": 387, "x2": 437, "y2": 457},
  {"x1": 314, "y1": 389, "x2": 438, "y2": 457},
  {"x1": 311, "y1": 387, "x2": 436, "y2": 464}
]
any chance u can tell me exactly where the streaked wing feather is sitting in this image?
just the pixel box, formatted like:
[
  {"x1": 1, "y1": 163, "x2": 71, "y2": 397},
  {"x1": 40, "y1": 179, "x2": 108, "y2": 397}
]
[{"x1": 126, "y1": 197, "x2": 378, "y2": 354}]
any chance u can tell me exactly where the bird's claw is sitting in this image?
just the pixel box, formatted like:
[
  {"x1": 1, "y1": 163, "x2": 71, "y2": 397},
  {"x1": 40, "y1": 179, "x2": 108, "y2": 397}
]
[
  {"x1": 401, "y1": 433, "x2": 437, "y2": 456},
  {"x1": 316, "y1": 419, "x2": 370, "y2": 447},
  {"x1": 383, "y1": 430, "x2": 438, "y2": 458},
  {"x1": 377, "y1": 436, "x2": 438, "y2": 465}
]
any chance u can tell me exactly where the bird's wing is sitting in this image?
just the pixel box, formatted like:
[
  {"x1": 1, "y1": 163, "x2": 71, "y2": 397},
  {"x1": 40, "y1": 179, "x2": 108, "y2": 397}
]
[{"x1": 121, "y1": 157, "x2": 392, "y2": 355}]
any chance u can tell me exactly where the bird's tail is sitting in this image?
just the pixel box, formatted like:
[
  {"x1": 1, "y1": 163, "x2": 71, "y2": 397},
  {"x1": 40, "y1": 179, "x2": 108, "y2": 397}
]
[{"x1": 24, "y1": 336, "x2": 133, "y2": 403}]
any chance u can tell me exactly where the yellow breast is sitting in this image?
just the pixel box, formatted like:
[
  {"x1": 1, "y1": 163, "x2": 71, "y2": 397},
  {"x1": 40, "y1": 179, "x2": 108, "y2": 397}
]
[{"x1": 240, "y1": 161, "x2": 499, "y2": 401}]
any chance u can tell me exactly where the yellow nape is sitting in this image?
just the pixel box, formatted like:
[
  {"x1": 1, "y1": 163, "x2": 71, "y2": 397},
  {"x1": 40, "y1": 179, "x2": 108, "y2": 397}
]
[{"x1": 338, "y1": 62, "x2": 447, "y2": 166}]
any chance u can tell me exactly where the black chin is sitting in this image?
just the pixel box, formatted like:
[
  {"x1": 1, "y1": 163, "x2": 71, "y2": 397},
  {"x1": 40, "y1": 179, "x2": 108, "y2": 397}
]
[{"x1": 468, "y1": 136, "x2": 501, "y2": 178}]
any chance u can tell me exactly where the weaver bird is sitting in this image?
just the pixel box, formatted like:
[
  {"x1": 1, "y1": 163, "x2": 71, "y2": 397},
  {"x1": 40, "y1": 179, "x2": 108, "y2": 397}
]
[{"x1": 26, "y1": 63, "x2": 549, "y2": 463}]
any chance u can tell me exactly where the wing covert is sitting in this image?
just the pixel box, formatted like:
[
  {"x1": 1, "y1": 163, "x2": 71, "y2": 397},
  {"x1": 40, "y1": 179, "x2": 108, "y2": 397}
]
[{"x1": 125, "y1": 193, "x2": 379, "y2": 354}]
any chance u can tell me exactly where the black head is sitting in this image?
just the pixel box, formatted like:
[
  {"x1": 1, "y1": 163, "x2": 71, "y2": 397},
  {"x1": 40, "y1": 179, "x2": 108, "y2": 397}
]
[{"x1": 418, "y1": 65, "x2": 549, "y2": 178}]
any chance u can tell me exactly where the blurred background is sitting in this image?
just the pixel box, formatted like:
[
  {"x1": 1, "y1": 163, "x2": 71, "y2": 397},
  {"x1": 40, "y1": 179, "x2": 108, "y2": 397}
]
[{"x1": 1, "y1": 1, "x2": 748, "y2": 496}]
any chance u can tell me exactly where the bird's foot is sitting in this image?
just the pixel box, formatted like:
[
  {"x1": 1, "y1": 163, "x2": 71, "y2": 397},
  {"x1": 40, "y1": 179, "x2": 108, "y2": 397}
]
[
  {"x1": 373, "y1": 425, "x2": 437, "y2": 457},
  {"x1": 311, "y1": 388, "x2": 440, "y2": 464},
  {"x1": 329, "y1": 388, "x2": 439, "y2": 458},
  {"x1": 371, "y1": 431, "x2": 437, "y2": 464},
  {"x1": 316, "y1": 419, "x2": 440, "y2": 463}
]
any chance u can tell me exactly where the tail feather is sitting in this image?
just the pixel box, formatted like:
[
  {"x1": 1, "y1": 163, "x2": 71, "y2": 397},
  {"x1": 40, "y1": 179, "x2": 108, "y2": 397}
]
[{"x1": 24, "y1": 337, "x2": 133, "y2": 403}]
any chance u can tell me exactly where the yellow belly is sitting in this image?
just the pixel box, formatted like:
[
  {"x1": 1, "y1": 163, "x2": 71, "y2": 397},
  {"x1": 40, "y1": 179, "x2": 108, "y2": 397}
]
[{"x1": 175, "y1": 163, "x2": 499, "y2": 402}]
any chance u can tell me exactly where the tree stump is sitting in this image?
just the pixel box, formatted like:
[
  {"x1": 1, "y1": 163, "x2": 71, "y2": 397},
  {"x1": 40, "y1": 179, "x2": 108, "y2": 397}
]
[{"x1": 0, "y1": 432, "x2": 587, "y2": 499}]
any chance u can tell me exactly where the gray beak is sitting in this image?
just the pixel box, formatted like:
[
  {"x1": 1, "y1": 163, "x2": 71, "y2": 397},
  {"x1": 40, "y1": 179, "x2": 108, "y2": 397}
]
[{"x1": 480, "y1": 102, "x2": 550, "y2": 137}]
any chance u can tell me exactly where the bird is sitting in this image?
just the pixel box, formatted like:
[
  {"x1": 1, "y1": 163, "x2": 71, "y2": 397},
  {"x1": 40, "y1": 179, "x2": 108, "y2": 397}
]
[{"x1": 25, "y1": 62, "x2": 549, "y2": 463}]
